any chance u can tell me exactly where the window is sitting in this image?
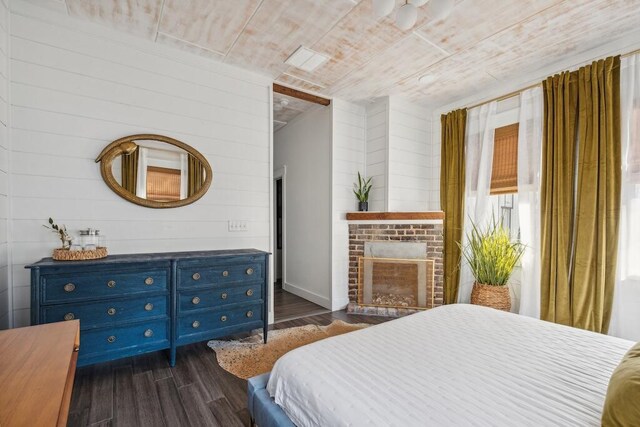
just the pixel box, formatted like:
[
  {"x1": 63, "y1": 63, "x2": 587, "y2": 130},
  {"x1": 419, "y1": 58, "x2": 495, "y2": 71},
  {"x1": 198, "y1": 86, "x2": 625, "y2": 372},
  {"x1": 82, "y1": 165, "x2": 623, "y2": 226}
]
[
  {"x1": 490, "y1": 193, "x2": 520, "y2": 241},
  {"x1": 489, "y1": 123, "x2": 520, "y2": 239},
  {"x1": 490, "y1": 123, "x2": 519, "y2": 195}
]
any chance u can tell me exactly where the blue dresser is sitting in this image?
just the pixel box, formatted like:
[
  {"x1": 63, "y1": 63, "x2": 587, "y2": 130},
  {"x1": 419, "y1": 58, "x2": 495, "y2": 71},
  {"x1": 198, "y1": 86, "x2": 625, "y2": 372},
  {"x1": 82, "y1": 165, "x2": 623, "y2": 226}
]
[{"x1": 26, "y1": 249, "x2": 269, "y2": 367}]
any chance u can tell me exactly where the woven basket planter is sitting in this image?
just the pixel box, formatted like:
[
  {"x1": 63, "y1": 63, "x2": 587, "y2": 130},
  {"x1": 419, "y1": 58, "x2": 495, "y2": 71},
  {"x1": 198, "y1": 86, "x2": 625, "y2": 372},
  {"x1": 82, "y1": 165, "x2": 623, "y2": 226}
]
[
  {"x1": 52, "y1": 247, "x2": 108, "y2": 261},
  {"x1": 470, "y1": 282, "x2": 511, "y2": 312}
]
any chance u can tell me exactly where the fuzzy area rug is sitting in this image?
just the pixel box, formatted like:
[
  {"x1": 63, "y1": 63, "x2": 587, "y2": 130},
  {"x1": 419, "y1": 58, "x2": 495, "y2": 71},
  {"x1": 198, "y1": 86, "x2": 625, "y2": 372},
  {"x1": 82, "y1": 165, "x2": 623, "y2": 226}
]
[{"x1": 207, "y1": 320, "x2": 370, "y2": 379}]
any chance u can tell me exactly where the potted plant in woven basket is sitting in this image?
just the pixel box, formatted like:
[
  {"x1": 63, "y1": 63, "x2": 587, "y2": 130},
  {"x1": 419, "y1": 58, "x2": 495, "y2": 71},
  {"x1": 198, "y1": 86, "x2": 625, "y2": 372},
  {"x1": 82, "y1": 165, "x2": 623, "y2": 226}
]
[{"x1": 459, "y1": 217, "x2": 525, "y2": 312}]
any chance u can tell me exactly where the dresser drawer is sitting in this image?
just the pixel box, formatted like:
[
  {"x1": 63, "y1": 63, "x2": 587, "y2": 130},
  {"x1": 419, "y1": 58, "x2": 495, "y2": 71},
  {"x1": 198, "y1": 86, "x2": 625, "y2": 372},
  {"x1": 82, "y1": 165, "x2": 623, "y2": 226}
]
[
  {"x1": 42, "y1": 295, "x2": 168, "y2": 329},
  {"x1": 177, "y1": 302, "x2": 263, "y2": 340},
  {"x1": 178, "y1": 262, "x2": 263, "y2": 288},
  {"x1": 42, "y1": 269, "x2": 169, "y2": 304},
  {"x1": 79, "y1": 319, "x2": 169, "y2": 360},
  {"x1": 178, "y1": 283, "x2": 262, "y2": 313}
]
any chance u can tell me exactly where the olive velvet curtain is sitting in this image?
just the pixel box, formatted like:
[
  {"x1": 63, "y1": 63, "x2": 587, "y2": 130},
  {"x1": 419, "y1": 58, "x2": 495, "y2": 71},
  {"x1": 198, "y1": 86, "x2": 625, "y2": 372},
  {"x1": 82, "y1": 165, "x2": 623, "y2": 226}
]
[
  {"x1": 188, "y1": 155, "x2": 205, "y2": 197},
  {"x1": 440, "y1": 109, "x2": 467, "y2": 305},
  {"x1": 540, "y1": 56, "x2": 621, "y2": 333},
  {"x1": 121, "y1": 147, "x2": 139, "y2": 194}
]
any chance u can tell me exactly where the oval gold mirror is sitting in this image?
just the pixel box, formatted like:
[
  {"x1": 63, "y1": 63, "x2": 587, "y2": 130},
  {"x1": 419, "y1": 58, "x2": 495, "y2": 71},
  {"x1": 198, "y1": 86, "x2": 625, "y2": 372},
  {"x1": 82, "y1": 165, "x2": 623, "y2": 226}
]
[{"x1": 95, "y1": 134, "x2": 213, "y2": 208}]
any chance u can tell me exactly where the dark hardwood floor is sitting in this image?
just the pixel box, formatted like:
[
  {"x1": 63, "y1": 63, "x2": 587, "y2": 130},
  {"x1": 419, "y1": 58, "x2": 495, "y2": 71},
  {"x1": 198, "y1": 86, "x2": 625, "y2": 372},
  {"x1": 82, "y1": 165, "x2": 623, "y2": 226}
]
[
  {"x1": 274, "y1": 288, "x2": 330, "y2": 323},
  {"x1": 67, "y1": 310, "x2": 388, "y2": 427}
]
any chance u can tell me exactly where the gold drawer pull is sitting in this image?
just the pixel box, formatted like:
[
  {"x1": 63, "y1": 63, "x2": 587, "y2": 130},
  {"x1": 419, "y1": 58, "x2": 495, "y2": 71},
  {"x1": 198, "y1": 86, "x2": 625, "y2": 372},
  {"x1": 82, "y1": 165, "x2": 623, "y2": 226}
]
[
  {"x1": 63, "y1": 312, "x2": 75, "y2": 321},
  {"x1": 246, "y1": 310, "x2": 253, "y2": 318},
  {"x1": 107, "y1": 335, "x2": 116, "y2": 343},
  {"x1": 222, "y1": 270, "x2": 229, "y2": 277},
  {"x1": 221, "y1": 315, "x2": 228, "y2": 322},
  {"x1": 192, "y1": 320, "x2": 200, "y2": 328},
  {"x1": 246, "y1": 289, "x2": 254, "y2": 297},
  {"x1": 221, "y1": 292, "x2": 228, "y2": 300},
  {"x1": 192, "y1": 272, "x2": 201, "y2": 280},
  {"x1": 107, "y1": 280, "x2": 116, "y2": 288},
  {"x1": 107, "y1": 308, "x2": 116, "y2": 316},
  {"x1": 144, "y1": 303, "x2": 154, "y2": 311},
  {"x1": 145, "y1": 277, "x2": 154, "y2": 285},
  {"x1": 246, "y1": 268, "x2": 254, "y2": 275},
  {"x1": 192, "y1": 296, "x2": 201, "y2": 305},
  {"x1": 63, "y1": 283, "x2": 75, "y2": 293},
  {"x1": 144, "y1": 329, "x2": 154, "y2": 338}
]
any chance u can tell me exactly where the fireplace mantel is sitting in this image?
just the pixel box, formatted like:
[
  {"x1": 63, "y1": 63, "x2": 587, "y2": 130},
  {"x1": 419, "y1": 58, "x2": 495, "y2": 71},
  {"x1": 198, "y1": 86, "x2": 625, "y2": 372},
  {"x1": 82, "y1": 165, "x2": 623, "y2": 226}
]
[{"x1": 346, "y1": 211, "x2": 444, "y2": 221}]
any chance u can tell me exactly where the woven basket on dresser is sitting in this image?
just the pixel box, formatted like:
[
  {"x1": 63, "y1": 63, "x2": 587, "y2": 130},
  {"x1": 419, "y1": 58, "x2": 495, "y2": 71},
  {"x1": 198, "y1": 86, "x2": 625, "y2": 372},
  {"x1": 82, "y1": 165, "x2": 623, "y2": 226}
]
[
  {"x1": 470, "y1": 282, "x2": 511, "y2": 312},
  {"x1": 52, "y1": 247, "x2": 108, "y2": 261}
]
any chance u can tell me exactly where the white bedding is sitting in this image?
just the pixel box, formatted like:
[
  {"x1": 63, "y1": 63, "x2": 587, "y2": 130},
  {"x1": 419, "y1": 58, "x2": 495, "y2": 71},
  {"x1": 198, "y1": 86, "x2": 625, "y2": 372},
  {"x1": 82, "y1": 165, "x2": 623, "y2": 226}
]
[{"x1": 267, "y1": 304, "x2": 634, "y2": 427}]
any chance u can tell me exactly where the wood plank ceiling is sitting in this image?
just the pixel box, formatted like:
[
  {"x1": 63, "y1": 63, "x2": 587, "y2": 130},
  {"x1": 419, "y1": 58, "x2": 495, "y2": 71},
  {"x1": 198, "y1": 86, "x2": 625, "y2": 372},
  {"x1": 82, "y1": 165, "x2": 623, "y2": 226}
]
[{"x1": 39, "y1": 0, "x2": 640, "y2": 120}]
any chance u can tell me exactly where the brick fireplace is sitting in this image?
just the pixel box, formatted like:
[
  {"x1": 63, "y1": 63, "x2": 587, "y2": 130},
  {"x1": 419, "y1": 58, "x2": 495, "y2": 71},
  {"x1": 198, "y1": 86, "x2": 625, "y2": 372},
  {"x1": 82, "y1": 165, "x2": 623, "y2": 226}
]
[{"x1": 346, "y1": 212, "x2": 444, "y2": 316}]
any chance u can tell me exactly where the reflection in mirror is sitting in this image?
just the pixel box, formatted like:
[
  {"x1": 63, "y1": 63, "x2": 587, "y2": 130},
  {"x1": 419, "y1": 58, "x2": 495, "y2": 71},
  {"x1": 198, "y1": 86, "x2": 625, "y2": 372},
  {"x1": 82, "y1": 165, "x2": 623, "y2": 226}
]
[
  {"x1": 96, "y1": 134, "x2": 212, "y2": 209},
  {"x1": 110, "y1": 140, "x2": 207, "y2": 202}
]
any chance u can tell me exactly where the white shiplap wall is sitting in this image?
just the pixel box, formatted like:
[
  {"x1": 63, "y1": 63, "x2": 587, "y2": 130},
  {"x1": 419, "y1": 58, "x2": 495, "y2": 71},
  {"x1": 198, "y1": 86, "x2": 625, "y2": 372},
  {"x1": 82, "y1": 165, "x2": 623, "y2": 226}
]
[
  {"x1": 0, "y1": 0, "x2": 9, "y2": 329},
  {"x1": 364, "y1": 96, "x2": 434, "y2": 212},
  {"x1": 331, "y1": 99, "x2": 365, "y2": 310},
  {"x1": 365, "y1": 97, "x2": 388, "y2": 212},
  {"x1": 9, "y1": 1, "x2": 273, "y2": 327},
  {"x1": 387, "y1": 97, "x2": 431, "y2": 211},
  {"x1": 429, "y1": 114, "x2": 441, "y2": 211}
]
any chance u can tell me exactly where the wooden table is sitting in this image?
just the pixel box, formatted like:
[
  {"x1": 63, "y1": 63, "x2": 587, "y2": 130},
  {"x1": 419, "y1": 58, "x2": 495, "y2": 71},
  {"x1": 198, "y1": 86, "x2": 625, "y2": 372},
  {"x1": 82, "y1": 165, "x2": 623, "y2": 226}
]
[{"x1": 0, "y1": 320, "x2": 80, "y2": 427}]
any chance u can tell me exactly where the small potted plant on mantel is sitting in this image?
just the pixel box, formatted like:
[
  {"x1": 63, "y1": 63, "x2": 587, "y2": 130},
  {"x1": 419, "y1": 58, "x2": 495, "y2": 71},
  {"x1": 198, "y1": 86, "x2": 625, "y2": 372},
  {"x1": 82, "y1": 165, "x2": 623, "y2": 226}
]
[
  {"x1": 459, "y1": 217, "x2": 525, "y2": 312},
  {"x1": 353, "y1": 172, "x2": 373, "y2": 212}
]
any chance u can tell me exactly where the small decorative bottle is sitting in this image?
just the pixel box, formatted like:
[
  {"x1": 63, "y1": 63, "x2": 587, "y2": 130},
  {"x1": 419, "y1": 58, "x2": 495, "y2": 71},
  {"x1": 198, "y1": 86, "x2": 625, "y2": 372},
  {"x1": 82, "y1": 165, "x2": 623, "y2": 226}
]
[
  {"x1": 79, "y1": 228, "x2": 98, "y2": 251},
  {"x1": 96, "y1": 230, "x2": 106, "y2": 249},
  {"x1": 69, "y1": 231, "x2": 82, "y2": 252}
]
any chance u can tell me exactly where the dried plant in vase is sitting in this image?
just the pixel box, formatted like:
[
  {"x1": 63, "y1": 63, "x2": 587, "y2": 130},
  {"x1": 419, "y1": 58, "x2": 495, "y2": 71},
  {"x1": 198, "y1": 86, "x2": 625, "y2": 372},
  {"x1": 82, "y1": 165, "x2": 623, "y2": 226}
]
[
  {"x1": 43, "y1": 217, "x2": 72, "y2": 249},
  {"x1": 458, "y1": 216, "x2": 525, "y2": 312}
]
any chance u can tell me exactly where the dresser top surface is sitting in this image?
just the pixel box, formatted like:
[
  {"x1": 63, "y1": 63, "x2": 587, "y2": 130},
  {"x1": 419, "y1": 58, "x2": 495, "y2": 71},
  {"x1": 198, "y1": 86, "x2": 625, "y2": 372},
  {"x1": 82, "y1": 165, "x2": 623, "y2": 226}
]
[{"x1": 26, "y1": 248, "x2": 269, "y2": 269}]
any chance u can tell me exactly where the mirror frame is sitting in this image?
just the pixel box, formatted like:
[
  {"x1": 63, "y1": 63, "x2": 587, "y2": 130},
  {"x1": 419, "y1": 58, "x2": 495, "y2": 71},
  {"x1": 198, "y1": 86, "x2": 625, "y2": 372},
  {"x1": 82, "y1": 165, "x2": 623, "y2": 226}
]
[{"x1": 95, "y1": 134, "x2": 213, "y2": 209}]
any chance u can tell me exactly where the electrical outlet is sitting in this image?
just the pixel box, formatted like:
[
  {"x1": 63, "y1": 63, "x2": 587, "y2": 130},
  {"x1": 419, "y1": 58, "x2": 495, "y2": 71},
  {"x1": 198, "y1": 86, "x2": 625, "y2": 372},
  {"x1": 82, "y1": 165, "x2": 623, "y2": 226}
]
[{"x1": 228, "y1": 221, "x2": 248, "y2": 232}]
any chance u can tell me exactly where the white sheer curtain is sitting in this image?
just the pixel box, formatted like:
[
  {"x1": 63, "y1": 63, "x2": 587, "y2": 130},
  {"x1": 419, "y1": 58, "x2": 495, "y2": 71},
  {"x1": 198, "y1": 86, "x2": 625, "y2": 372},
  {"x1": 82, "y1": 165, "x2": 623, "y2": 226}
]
[
  {"x1": 135, "y1": 147, "x2": 149, "y2": 199},
  {"x1": 609, "y1": 53, "x2": 640, "y2": 341},
  {"x1": 516, "y1": 87, "x2": 543, "y2": 318},
  {"x1": 179, "y1": 153, "x2": 188, "y2": 199},
  {"x1": 458, "y1": 101, "x2": 497, "y2": 303}
]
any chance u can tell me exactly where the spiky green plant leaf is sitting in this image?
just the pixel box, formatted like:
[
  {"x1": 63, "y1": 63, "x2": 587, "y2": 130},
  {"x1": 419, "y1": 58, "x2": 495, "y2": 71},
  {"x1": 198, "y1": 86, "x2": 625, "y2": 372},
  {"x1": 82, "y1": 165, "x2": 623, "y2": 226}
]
[
  {"x1": 458, "y1": 216, "x2": 525, "y2": 286},
  {"x1": 353, "y1": 171, "x2": 373, "y2": 202}
]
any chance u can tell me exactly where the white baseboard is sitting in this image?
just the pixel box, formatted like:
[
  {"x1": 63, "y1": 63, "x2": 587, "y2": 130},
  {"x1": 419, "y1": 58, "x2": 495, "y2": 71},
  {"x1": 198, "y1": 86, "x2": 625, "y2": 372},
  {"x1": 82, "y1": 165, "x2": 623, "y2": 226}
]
[
  {"x1": 331, "y1": 297, "x2": 349, "y2": 312},
  {"x1": 283, "y1": 282, "x2": 331, "y2": 309}
]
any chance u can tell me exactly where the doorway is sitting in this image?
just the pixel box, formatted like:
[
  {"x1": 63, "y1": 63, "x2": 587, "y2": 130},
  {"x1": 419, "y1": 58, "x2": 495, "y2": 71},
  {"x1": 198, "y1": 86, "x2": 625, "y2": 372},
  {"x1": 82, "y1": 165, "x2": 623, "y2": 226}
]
[
  {"x1": 272, "y1": 85, "x2": 333, "y2": 322},
  {"x1": 272, "y1": 168, "x2": 326, "y2": 322},
  {"x1": 274, "y1": 176, "x2": 283, "y2": 290}
]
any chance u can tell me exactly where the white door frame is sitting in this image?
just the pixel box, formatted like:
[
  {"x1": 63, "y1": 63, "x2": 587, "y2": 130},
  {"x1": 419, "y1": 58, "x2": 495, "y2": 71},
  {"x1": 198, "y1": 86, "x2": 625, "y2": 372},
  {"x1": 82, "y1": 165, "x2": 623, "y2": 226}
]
[{"x1": 274, "y1": 166, "x2": 287, "y2": 292}]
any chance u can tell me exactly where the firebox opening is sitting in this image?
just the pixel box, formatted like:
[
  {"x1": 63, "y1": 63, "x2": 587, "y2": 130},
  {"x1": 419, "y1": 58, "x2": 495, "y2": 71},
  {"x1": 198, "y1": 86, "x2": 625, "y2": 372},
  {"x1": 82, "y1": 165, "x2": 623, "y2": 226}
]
[{"x1": 358, "y1": 257, "x2": 434, "y2": 310}]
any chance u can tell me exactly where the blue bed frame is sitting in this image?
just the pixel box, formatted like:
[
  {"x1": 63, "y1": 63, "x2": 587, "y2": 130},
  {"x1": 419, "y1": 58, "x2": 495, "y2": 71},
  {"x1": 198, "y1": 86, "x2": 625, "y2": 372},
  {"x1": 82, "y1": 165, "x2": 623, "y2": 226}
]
[{"x1": 247, "y1": 372, "x2": 296, "y2": 427}]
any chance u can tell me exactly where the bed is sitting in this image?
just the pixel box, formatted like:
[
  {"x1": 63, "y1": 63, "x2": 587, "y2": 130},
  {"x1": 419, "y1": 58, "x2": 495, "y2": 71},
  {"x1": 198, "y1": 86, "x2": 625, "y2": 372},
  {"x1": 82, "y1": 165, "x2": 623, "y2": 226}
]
[{"x1": 247, "y1": 304, "x2": 634, "y2": 427}]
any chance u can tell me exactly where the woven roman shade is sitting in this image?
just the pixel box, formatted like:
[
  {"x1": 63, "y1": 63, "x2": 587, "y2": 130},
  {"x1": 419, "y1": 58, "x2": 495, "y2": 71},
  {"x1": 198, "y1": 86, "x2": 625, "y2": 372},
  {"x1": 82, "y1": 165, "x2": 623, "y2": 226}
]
[
  {"x1": 146, "y1": 166, "x2": 181, "y2": 201},
  {"x1": 490, "y1": 123, "x2": 519, "y2": 195}
]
